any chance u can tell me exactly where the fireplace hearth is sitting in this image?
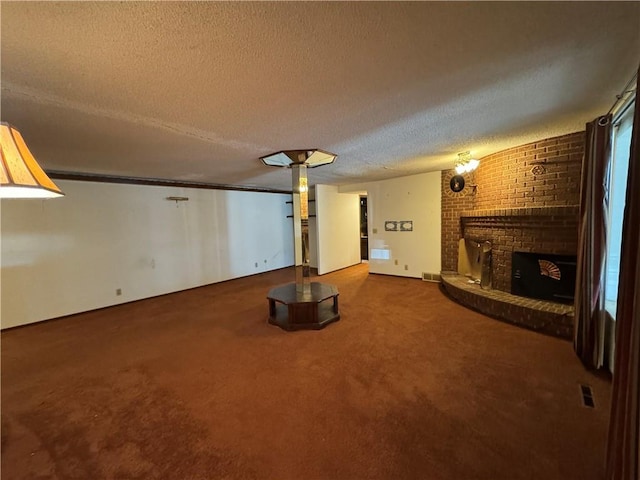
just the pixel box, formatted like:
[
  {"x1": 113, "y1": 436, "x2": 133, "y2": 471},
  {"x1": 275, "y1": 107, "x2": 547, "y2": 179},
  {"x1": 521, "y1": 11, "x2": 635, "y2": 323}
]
[{"x1": 442, "y1": 208, "x2": 579, "y2": 339}]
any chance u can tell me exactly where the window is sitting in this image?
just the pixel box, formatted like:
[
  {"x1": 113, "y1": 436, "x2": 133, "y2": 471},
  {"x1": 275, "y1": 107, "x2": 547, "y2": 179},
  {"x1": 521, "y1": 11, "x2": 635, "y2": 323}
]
[{"x1": 604, "y1": 99, "x2": 635, "y2": 320}]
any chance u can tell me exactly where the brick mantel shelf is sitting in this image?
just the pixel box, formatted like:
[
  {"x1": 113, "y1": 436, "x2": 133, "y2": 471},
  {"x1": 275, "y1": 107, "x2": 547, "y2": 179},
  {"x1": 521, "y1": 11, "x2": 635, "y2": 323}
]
[{"x1": 461, "y1": 205, "x2": 579, "y2": 219}]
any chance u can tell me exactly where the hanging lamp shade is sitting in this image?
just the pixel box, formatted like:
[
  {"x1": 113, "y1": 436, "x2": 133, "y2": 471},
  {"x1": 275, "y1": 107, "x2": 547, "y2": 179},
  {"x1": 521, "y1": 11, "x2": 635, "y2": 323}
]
[
  {"x1": 0, "y1": 122, "x2": 64, "y2": 198},
  {"x1": 260, "y1": 149, "x2": 337, "y2": 168},
  {"x1": 454, "y1": 151, "x2": 480, "y2": 175}
]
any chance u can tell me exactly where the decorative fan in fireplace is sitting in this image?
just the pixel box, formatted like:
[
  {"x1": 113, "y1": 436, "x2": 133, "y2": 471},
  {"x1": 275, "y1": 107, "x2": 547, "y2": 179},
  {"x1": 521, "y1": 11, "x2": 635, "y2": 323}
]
[{"x1": 538, "y1": 260, "x2": 561, "y2": 281}]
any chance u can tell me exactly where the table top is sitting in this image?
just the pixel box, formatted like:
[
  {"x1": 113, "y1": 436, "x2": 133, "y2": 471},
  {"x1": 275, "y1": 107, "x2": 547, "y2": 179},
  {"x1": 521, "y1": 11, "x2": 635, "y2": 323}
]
[{"x1": 267, "y1": 282, "x2": 338, "y2": 304}]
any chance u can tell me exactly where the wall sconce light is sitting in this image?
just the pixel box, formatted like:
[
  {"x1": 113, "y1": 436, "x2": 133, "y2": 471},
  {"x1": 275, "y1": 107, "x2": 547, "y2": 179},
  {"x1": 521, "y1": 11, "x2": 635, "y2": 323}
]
[
  {"x1": 455, "y1": 151, "x2": 480, "y2": 175},
  {"x1": 0, "y1": 122, "x2": 64, "y2": 198}
]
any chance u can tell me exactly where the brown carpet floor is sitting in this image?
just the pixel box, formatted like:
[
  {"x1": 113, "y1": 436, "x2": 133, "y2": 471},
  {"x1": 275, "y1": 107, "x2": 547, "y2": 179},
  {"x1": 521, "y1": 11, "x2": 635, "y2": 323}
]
[{"x1": 1, "y1": 263, "x2": 611, "y2": 480}]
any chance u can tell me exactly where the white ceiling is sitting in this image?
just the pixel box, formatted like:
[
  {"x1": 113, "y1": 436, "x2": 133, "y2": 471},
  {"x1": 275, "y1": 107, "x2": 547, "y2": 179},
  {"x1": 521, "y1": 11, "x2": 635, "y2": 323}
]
[{"x1": 1, "y1": 2, "x2": 639, "y2": 191}]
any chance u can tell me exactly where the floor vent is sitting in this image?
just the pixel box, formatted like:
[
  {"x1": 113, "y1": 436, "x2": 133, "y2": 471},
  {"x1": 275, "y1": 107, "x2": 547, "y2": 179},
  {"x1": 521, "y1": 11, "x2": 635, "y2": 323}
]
[
  {"x1": 422, "y1": 272, "x2": 441, "y2": 283},
  {"x1": 580, "y1": 384, "x2": 595, "y2": 408}
]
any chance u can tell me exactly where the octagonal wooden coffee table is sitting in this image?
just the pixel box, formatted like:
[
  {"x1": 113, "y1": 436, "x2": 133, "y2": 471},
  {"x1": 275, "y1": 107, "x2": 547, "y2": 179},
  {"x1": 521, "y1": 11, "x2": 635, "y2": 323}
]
[{"x1": 267, "y1": 282, "x2": 340, "y2": 331}]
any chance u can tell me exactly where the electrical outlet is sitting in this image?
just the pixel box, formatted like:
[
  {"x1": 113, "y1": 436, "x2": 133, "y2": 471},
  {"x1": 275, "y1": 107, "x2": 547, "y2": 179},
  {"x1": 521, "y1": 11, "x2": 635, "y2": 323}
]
[
  {"x1": 394, "y1": 259, "x2": 398, "y2": 265},
  {"x1": 264, "y1": 259, "x2": 267, "y2": 263},
  {"x1": 116, "y1": 288, "x2": 122, "y2": 296},
  {"x1": 372, "y1": 228, "x2": 378, "y2": 234},
  {"x1": 404, "y1": 265, "x2": 408, "y2": 271},
  {"x1": 255, "y1": 262, "x2": 258, "y2": 268}
]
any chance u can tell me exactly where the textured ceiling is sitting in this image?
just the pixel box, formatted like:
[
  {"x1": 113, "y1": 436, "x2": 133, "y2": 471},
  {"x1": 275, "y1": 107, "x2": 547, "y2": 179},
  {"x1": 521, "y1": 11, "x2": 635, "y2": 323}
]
[{"x1": 1, "y1": 2, "x2": 639, "y2": 191}]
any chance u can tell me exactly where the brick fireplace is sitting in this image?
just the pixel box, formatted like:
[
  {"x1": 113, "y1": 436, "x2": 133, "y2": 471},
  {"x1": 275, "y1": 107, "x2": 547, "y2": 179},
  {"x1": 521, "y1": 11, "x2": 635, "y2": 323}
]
[
  {"x1": 440, "y1": 132, "x2": 584, "y2": 338},
  {"x1": 459, "y1": 205, "x2": 579, "y2": 293}
]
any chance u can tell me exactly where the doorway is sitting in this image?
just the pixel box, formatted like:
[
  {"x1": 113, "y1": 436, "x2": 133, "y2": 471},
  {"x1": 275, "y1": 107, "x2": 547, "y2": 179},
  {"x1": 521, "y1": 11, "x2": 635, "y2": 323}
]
[{"x1": 360, "y1": 196, "x2": 368, "y2": 261}]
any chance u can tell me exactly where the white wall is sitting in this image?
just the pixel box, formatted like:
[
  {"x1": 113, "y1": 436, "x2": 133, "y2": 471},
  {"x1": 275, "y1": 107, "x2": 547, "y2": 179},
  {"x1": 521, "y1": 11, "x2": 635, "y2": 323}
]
[
  {"x1": 315, "y1": 184, "x2": 361, "y2": 275},
  {"x1": 341, "y1": 171, "x2": 441, "y2": 279},
  {"x1": 0, "y1": 180, "x2": 294, "y2": 329}
]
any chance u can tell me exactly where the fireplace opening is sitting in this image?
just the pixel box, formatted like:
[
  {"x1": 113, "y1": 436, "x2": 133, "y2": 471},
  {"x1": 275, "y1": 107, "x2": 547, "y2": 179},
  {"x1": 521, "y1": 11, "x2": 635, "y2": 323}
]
[{"x1": 511, "y1": 252, "x2": 577, "y2": 304}]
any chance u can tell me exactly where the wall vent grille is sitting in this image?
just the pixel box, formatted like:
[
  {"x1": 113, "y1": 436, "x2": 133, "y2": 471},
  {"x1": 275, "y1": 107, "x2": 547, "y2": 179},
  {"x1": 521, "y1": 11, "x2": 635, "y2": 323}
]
[
  {"x1": 580, "y1": 384, "x2": 595, "y2": 408},
  {"x1": 422, "y1": 273, "x2": 441, "y2": 283}
]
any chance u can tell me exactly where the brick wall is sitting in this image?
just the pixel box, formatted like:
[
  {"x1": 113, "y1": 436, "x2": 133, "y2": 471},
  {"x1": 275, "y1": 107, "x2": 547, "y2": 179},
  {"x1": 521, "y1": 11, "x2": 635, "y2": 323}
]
[
  {"x1": 441, "y1": 172, "x2": 475, "y2": 272},
  {"x1": 441, "y1": 132, "x2": 585, "y2": 292}
]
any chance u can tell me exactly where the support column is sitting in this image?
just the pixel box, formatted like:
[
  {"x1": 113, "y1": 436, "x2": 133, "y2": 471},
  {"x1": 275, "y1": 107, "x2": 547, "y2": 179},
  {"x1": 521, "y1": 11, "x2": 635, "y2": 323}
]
[
  {"x1": 291, "y1": 162, "x2": 311, "y2": 296},
  {"x1": 261, "y1": 148, "x2": 339, "y2": 331}
]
